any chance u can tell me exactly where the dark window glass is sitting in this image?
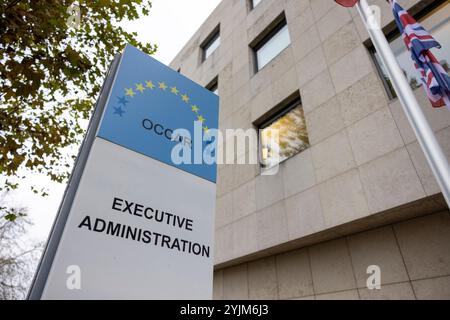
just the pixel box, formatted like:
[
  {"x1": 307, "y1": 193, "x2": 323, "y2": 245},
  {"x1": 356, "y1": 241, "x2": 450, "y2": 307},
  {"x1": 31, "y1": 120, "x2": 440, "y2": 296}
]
[{"x1": 206, "y1": 78, "x2": 219, "y2": 96}]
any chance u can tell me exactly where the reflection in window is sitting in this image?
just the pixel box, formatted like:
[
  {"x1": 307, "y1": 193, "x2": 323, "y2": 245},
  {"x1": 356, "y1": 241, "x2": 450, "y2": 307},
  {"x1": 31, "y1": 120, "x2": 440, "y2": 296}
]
[
  {"x1": 202, "y1": 28, "x2": 220, "y2": 61},
  {"x1": 259, "y1": 99, "x2": 309, "y2": 169},
  {"x1": 373, "y1": 2, "x2": 450, "y2": 99},
  {"x1": 254, "y1": 19, "x2": 291, "y2": 71}
]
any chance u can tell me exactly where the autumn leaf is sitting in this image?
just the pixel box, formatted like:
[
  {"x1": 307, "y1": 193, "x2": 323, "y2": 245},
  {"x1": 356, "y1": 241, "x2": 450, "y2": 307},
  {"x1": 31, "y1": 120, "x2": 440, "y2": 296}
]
[{"x1": 0, "y1": 0, "x2": 157, "y2": 204}]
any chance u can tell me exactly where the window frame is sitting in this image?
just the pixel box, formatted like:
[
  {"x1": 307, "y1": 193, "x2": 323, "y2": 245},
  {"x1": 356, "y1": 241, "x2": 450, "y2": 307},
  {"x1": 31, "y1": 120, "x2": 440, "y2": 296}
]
[
  {"x1": 368, "y1": 0, "x2": 447, "y2": 100},
  {"x1": 250, "y1": 13, "x2": 290, "y2": 73},
  {"x1": 249, "y1": 0, "x2": 262, "y2": 11},
  {"x1": 201, "y1": 25, "x2": 221, "y2": 62},
  {"x1": 256, "y1": 93, "x2": 309, "y2": 169}
]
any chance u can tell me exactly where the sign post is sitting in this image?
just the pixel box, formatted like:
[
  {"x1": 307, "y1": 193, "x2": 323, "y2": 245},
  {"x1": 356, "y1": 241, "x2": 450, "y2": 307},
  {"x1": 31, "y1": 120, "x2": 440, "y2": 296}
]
[{"x1": 28, "y1": 45, "x2": 219, "y2": 299}]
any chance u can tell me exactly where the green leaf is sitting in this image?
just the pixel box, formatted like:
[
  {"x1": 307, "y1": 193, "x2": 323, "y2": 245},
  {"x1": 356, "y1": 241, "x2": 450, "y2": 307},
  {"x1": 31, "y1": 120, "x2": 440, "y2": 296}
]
[
  {"x1": 0, "y1": 0, "x2": 157, "y2": 199},
  {"x1": 5, "y1": 213, "x2": 17, "y2": 222}
]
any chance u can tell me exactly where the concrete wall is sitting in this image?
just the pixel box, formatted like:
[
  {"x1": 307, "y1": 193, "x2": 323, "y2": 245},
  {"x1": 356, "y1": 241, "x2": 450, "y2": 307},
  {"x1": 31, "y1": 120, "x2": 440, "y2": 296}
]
[
  {"x1": 213, "y1": 211, "x2": 450, "y2": 300},
  {"x1": 169, "y1": 0, "x2": 450, "y2": 299}
]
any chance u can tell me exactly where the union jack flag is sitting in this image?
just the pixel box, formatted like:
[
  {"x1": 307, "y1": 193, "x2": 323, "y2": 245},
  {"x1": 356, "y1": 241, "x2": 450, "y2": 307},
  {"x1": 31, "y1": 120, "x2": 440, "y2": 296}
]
[{"x1": 389, "y1": 0, "x2": 450, "y2": 110}]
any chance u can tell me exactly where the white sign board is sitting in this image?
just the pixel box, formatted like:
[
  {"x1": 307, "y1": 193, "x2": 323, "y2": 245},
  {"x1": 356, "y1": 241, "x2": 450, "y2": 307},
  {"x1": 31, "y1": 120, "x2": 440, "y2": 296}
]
[{"x1": 30, "y1": 45, "x2": 219, "y2": 299}]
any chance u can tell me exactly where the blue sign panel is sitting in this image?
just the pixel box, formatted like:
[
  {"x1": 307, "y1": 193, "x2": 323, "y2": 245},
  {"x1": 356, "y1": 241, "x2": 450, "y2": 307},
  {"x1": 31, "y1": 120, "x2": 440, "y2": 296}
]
[{"x1": 97, "y1": 45, "x2": 219, "y2": 183}]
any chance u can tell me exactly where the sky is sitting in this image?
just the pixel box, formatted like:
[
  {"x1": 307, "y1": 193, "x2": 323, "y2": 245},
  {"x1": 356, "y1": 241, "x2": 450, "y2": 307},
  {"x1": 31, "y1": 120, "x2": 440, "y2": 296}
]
[
  {"x1": 7, "y1": 0, "x2": 222, "y2": 244},
  {"x1": 125, "y1": 0, "x2": 221, "y2": 65}
]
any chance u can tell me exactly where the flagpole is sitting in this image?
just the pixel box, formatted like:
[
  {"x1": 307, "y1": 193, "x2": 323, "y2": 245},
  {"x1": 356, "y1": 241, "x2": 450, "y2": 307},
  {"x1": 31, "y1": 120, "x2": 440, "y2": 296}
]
[{"x1": 355, "y1": 0, "x2": 450, "y2": 207}]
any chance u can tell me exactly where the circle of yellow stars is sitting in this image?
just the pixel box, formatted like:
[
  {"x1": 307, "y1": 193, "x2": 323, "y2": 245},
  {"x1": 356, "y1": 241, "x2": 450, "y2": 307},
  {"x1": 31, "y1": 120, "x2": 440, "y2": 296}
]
[{"x1": 124, "y1": 81, "x2": 210, "y2": 134}]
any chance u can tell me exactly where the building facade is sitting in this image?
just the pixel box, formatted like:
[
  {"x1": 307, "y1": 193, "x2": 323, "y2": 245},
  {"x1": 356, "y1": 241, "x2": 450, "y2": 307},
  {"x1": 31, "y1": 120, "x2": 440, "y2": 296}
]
[{"x1": 170, "y1": 0, "x2": 450, "y2": 299}]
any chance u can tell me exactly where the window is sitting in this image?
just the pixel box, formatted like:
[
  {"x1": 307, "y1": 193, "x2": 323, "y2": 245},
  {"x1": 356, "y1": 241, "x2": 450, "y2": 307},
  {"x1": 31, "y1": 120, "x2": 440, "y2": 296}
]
[
  {"x1": 371, "y1": 1, "x2": 450, "y2": 99},
  {"x1": 258, "y1": 96, "x2": 309, "y2": 169},
  {"x1": 252, "y1": 16, "x2": 291, "y2": 72},
  {"x1": 250, "y1": 0, "x2": 262, "y2": 10},
  {"x1": 201, "y1": 26, "x2": 220, "y2": 61},
  {"x1": 206, "y1": 77, "x2": 219, "y2": 95}
]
